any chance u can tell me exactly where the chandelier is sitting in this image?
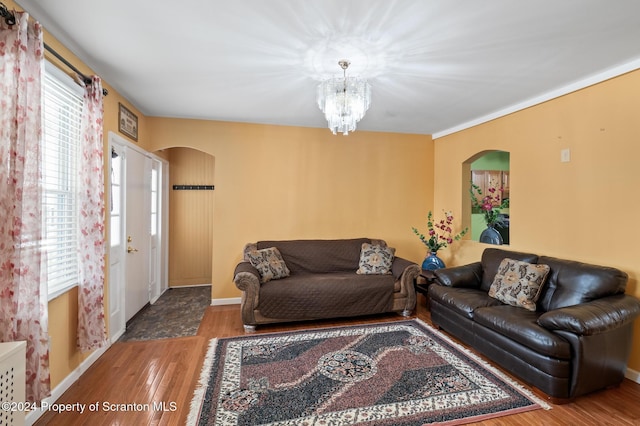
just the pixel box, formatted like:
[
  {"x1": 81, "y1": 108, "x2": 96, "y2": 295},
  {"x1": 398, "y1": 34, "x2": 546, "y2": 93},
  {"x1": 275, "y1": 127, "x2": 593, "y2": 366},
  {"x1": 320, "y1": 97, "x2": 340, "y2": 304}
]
[{"x1": 317, "y1": 60, "x2": 371, "y2": 135}]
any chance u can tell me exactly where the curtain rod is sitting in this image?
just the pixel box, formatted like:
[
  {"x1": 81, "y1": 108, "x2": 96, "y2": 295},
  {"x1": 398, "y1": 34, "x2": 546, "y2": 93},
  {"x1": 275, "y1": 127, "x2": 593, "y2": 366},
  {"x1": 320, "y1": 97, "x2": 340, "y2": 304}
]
[
  {"x1": 0, "y1": 1, "x2": 15, "y2": 25},
  {"x1": 44, "y1": 43, "x2": 108, "y2": 96},
  {"x1": 0, "y1": 2, "x2": 108, "y2": 96}
]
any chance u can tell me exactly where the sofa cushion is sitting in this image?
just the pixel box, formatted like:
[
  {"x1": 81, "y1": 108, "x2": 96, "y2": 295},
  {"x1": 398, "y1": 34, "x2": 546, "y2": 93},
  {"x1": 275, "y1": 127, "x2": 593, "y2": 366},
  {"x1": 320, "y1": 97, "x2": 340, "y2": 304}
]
[
  {"x1": 480, "y1": 248, "x2": 539, "y2": 292},
  {"x1": 246, "y1": 247, "x2": 290, "y2": 283},
  {"x1": 536, "y1": 256, "x2": 628, "y2": 311},
  {"x1": 257, "y1": 272, "x2": 394, "y2": 319},
  {"x1": 474, "y1": 305, "x2": 571, "y2": 359},
  {"x1": 257, "y1": 238, "x2": 370, "y2": 274},
  {"x1": 428, "y1": 285, "x2": 502, "y2": 320},
  {"x1": 356, "y1": 243, "x2": 395, "y2": 275},
  {"x1": 488, "y1": 258, "x2": 550, "y2": 311}
]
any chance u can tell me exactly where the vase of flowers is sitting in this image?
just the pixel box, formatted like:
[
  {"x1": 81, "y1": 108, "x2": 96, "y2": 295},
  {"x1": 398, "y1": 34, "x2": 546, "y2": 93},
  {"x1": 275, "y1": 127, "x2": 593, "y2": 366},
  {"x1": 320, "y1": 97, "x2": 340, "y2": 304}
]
[
  {"x1": 469, "y1": 181, "x2": 509, "y2": 245},
  {"x1": 412, "y1": 211, "x2": 468, "y2": 270}
]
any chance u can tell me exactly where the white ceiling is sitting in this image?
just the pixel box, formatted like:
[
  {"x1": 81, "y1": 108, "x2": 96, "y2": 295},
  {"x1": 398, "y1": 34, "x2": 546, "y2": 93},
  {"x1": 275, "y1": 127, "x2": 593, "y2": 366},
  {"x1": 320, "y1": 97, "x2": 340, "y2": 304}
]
[{"x1": 15, "y1": 0, "x2": 640, "y2": 136}]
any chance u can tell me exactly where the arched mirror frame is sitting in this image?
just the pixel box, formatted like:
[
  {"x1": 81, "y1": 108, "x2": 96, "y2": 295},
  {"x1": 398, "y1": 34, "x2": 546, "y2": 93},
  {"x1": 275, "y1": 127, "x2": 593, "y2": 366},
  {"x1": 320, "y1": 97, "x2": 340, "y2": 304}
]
[{"x1": 461, "y1": 150, "x2": 510, "y2": 245}]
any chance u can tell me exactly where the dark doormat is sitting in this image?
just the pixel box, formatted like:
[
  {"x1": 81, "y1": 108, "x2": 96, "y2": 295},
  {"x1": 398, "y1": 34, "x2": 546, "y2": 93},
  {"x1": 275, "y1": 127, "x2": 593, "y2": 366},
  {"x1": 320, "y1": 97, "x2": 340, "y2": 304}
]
[{"x1": 118, "y1": 285, "x2": 211, "y2": 342}]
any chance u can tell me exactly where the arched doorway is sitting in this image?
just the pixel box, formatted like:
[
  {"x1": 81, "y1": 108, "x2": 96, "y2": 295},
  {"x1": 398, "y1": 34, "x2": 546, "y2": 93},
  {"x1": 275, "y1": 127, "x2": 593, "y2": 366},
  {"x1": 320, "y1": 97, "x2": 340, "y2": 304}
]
[
  {"x1": 164, "y1": 147, "x2": 216, "y2": 287},
  {"x1": 462, "y1": 150, "x2": 510, "y2": 244}
]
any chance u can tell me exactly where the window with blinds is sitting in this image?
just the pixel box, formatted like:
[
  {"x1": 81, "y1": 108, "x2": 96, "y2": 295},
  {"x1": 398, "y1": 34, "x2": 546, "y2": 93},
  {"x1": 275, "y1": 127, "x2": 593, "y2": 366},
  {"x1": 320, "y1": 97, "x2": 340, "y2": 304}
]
[{"x1": 42, "y1": 63, "x2": 84, "y2": 299}]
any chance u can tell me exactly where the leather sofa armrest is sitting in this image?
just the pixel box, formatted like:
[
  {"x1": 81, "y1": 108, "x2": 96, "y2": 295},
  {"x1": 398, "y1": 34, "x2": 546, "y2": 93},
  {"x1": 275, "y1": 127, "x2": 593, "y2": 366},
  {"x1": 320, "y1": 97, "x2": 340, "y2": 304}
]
[
  {"x1": 434, "y1": 262, "x2": 483, "y2": 288},
  {"x1": 537, "y1": 294, "x2": 640, "y2": 335}
]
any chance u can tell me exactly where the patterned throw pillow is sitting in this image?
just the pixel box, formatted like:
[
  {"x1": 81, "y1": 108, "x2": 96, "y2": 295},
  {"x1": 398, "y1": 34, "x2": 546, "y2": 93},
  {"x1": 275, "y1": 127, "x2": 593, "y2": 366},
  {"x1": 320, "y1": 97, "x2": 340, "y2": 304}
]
[
  {"x1": 246, "y1": 247, "x2": 290, "y2": 283},
  {"x1": 488, "y1": 258, "x2": 550, "y2": 311},
  {"x1": 356, "y1": 243, "x2": 395, "y2": 275}
]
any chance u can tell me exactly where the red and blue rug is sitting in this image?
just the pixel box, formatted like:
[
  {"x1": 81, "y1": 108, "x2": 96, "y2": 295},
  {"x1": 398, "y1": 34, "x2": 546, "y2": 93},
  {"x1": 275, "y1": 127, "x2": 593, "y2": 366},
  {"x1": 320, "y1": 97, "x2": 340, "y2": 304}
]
[{"x1": 188, "y1": 319, "x2": 550, "y2": 425}]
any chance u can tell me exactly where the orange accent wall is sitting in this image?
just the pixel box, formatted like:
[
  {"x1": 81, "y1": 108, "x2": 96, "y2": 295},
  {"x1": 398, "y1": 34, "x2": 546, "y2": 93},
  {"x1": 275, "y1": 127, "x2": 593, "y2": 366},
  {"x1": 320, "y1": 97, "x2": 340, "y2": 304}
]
[
  {"x1": 433, "y1": 69, "x2": 640, "y2": 371},
  {"x1": 145, "y1": 119, "x2": 433, "y2": 300}
]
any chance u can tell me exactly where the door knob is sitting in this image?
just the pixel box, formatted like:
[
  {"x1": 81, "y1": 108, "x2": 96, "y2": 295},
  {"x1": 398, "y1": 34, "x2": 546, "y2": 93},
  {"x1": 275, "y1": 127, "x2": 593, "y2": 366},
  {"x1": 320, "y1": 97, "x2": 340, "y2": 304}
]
[{"x1": 127, "y1": 246, "x2": 138, "y2": 253}]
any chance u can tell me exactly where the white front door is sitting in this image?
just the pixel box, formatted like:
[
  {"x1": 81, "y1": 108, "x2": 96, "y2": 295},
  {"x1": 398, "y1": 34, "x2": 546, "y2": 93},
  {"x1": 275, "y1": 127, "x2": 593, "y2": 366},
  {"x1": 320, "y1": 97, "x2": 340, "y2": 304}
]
[
  {"x1": 124, "y1": 147, "x2": 152, "y2": 321},
  {"x1": 109, "y1": 132, "x2": 168, "y2": 340}
]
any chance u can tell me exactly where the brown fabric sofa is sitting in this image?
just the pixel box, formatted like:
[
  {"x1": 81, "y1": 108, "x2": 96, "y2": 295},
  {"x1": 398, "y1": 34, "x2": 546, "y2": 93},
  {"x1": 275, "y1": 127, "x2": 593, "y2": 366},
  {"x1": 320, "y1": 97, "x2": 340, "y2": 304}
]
[
  {"x1": 233, "y1": 238, "x2": 420, "y2": 331},
  {"x1": 429, "y1": 248, "x2": 640, "y2": 400}
]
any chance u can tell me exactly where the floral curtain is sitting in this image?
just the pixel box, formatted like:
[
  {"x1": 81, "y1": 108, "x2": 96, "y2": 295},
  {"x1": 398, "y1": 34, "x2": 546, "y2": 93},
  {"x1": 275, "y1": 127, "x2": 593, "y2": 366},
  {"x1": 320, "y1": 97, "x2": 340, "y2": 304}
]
[
  {"x1": 77, "y1": 76, "x2": 108, "y2": 351},
  {"x1": 0, "y1": 12, "x2": 50, "y2": 402}
]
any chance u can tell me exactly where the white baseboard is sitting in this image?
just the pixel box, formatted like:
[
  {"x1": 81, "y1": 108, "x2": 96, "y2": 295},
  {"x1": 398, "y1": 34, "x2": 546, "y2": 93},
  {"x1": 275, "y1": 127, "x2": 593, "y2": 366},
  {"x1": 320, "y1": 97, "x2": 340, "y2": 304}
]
[
  {"x1": 625, "y1": 367, "x2": 640, "y2": 384},
  {"x1": 150, "y1": 286, "x2": 169, "y2": 304},
  {"x1": 211, "y1": 297, "x2": 241, "y2": 306},
  {"x1": 169, "y1": 283, "x2": 212, "y2": 288},
  {"x1": 26, "y1": 343, "x2": 110, "y2": 426},
  {"x1": 110, "y1": 328, "x2": 125, "y2": 344}
]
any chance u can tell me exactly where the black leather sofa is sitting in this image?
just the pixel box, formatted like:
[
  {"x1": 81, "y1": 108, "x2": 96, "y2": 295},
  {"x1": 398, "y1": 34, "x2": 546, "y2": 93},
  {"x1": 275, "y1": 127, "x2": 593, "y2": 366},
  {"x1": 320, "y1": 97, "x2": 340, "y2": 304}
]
[{"x1": 429, "y1": 248, "x2": 640, "y2": 400}]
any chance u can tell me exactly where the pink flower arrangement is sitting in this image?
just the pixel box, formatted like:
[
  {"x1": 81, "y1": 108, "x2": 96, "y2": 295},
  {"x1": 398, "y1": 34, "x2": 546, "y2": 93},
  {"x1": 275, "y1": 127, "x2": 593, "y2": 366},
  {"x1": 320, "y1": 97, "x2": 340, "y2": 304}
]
[
  {"x1": 470, "y1": 182, "x2": 509, "y2": 227},
  {"x1": 412, "y1": 211, "x2": 468, "y2": 253}
]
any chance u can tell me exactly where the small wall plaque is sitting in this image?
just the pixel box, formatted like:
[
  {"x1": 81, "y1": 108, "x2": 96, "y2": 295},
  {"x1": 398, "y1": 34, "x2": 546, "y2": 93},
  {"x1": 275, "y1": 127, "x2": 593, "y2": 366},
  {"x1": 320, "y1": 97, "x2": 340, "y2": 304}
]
[{"x1": 118, "y1": 103, "x2": 138, "y2": 141}]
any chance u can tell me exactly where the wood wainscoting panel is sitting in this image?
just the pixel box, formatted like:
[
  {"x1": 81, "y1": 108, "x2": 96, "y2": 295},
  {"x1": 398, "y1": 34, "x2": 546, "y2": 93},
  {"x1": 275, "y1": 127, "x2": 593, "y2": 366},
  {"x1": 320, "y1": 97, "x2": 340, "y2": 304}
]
[{"x1": 168, "y1": 147, "x2": 214, "y2": 287}]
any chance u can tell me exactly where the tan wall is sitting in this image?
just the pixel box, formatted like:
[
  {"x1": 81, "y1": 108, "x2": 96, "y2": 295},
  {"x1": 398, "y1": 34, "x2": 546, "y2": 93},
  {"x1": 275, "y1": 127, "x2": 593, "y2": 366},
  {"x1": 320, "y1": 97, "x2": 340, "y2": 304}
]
[
  {"x1": 167, "y1": 148, "x2": 215, "y2": 286},
  {"x1": 146, "y1": 119, "x2": 433, "y2": 300},
  {"x1": 433, "y1": 69, "x2": 640, "y2": 371}
]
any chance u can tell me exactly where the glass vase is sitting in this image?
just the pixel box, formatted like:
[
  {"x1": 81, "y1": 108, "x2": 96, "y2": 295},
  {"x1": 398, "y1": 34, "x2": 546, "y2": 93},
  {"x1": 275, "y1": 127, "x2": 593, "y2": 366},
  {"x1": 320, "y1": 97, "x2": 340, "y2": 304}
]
[
  {"x1": 422, "y1": 252, "x2": 446, "y2": 270},
  {"x1": 479, "y1": 225, "x2": 503, "y2": 245}
]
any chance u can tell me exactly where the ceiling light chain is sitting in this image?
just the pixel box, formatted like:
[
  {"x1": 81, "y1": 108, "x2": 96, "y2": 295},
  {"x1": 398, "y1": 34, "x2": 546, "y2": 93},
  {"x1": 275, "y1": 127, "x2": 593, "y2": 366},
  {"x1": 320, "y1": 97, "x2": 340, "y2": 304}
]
[{"x1": 317, "y1": 59, "x2": 371, "y2": 136}]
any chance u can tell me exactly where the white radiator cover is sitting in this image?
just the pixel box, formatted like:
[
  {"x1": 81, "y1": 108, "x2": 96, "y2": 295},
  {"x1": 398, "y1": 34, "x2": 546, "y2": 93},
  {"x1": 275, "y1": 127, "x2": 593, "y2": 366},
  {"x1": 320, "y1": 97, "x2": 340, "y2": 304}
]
[{"x1": 0, "y1": 341, "x2": 26, "y2": 426}]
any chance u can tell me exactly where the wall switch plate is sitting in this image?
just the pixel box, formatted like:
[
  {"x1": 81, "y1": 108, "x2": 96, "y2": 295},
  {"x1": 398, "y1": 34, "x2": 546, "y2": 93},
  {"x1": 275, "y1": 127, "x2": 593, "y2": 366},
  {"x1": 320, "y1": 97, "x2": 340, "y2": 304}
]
[{"x1": 560, "y1": 148, "x2": 571, "y2": 162}]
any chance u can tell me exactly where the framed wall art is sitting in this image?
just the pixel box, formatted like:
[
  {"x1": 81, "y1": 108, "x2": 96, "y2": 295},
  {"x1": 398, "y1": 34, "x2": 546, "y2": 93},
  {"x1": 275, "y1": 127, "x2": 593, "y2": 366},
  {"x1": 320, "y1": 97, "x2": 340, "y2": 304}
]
[{"x1": 118, "y1": 103, "x2": 138, "y2": 141}]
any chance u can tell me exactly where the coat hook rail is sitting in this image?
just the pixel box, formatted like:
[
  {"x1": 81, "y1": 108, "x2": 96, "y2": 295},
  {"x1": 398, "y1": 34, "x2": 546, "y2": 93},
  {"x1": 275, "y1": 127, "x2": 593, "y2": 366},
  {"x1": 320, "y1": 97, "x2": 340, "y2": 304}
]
[{"x1": 172, "y1": 185, "x2": 215, "y2": 191}]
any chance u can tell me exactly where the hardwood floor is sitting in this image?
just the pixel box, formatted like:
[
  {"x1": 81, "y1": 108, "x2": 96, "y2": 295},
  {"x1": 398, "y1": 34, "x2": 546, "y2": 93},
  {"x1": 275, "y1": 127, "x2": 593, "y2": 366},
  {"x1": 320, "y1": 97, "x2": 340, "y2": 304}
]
[{"x1": 35, "y1": 294, "x2": 640, "y2": 425}]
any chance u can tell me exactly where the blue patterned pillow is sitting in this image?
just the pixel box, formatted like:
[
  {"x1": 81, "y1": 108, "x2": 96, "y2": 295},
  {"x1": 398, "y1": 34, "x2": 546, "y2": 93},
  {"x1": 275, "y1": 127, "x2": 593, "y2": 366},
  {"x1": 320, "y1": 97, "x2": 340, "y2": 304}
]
[
  {"x1": 246, "y1": 247, "x2": 290, "y2": 283},
  {"x1": 356, "y1": 243, "x2": 395, "y2": 275}
]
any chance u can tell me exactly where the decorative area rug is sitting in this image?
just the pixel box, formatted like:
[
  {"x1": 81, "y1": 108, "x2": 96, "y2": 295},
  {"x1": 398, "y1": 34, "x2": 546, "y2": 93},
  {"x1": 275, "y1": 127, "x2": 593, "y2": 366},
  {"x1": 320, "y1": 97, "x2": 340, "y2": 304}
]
[
  {"x1": 118, "y1": 285, "x2": 211, "y2": 341},
  {"x1": 188, "y1": 319, "x2": 550, "y2": 425}
]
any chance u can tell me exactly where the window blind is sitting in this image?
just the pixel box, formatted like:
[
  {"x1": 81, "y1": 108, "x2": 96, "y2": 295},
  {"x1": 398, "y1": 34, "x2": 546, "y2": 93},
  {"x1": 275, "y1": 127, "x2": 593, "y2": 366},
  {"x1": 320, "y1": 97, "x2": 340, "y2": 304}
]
[{"x1": 42, "y1": 67, "x2": 84, "y2": 297}]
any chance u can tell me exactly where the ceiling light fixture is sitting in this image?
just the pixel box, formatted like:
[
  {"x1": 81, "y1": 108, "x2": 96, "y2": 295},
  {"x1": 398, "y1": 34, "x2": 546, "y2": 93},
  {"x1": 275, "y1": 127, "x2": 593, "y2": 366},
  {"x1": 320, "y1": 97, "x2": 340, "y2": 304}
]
[{"x1": 317, "y1": 60, "x2": 371, "y2": 135}]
